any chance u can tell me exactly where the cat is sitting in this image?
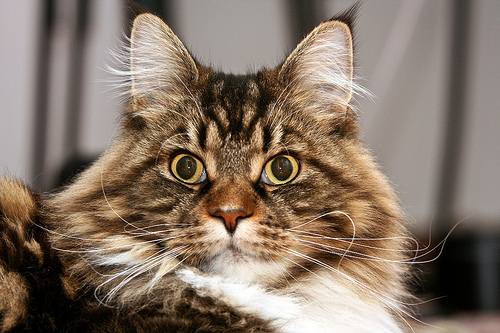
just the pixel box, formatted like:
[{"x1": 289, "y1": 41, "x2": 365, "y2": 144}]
[{"x1": 0, "y1": 8, "x2": 412, "y2": 333}]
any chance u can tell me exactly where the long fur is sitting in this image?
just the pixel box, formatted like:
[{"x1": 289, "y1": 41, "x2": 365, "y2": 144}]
[{"x1": 0, "y1": 10, "x2": 418, "y2": 333}]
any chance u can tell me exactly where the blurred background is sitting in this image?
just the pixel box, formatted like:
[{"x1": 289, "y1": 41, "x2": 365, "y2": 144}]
[{"x1": 0, "y1": 0, "x2": 499, "y2": 331}]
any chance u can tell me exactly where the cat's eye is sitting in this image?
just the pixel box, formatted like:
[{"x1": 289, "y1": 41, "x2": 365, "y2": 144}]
[
  {"x1": 170, "y1": 153, "x2": 206, "y2": 184},
  {"x1": 261, "y1": 155, "x2": 299, "y2": 185}
]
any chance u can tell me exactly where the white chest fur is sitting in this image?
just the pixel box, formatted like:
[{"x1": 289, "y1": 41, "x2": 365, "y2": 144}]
[{"x1": 177, "y1": 268, "x2": 403, "y2": 333}]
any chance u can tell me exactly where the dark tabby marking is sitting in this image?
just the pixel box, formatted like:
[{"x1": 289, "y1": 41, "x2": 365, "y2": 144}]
[
  {"x1": 0, "y1": 7, "x2": 412, "y2": 333},
  {"x1": 0, "y1": 181, "x2": 271, "y2": 333}
]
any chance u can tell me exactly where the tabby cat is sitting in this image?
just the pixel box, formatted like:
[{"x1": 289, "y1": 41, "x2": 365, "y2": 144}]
[{"x1": 0, "y1": 9, "x2": 412, "y2": 333}]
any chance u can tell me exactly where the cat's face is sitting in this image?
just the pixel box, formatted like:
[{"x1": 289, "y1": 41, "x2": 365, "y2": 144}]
[
  {"x1": 121, "y1": 70, "x2": 357, "y2": 282},
  {"x1": 53, "y1": 13, "x2": 406, "y2": 296}
]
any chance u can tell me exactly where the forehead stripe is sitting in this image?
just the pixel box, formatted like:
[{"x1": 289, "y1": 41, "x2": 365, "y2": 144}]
[
  {"x1": 306, "y1": 156, "x2": 358, "y2": 191},
  {"x1": 262, "y1": 124, "x2": 273, "y2": 152},
  {"x1": 197, "y1": 121, "x2": 207, "y2": 149},
  {"x1": 201, "y1": 83, "x2": 227, "y2": 137},
  {"x1": 245, "y1": 81, "x2": 272, "y2": 139}
]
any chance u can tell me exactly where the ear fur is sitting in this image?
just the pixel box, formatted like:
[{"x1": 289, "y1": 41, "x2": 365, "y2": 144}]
[
  {"x1": 279, "y1": 16, "x2": 362, "y2": 119},
  {"x1": 129, "y1": 14, "x2": 198, "y2": 99}
]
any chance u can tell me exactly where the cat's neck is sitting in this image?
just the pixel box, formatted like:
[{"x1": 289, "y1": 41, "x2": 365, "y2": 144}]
[{"x1": 178, "y1": 267, "x2": 404, "y2": 333}]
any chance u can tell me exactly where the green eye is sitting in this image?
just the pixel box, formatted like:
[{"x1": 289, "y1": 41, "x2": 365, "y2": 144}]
[
  {"x1": 261, "y1": 155, "x2": 299, "y2": 185},
  {"x1": 171, "y1": 153, "x2": 206, "y2": 184}
]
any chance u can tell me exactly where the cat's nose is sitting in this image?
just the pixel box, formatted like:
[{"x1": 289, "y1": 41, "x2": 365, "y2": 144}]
[{"x1": 209, "y1": 207, "x2": 252, "y2": 233}]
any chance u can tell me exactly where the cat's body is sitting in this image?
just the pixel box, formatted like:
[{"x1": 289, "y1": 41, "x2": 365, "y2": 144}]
[
  {"x1": 1, "y1": 10, "x2": 411, "y2": 333},
  {"x1": 0, "y1": 180, "x2": 273, "y2": 332}
]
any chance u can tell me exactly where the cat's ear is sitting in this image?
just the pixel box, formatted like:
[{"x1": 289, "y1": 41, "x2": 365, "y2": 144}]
[
  {"x1": 129, "y1": 13, "x2": 198, "y2": 99},
  {"x1": 279, "y1": 19, "x2": 355, "y2": 117}
]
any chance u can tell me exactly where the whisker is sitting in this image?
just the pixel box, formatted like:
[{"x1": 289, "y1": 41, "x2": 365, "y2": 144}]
[
  {"x1": 282, "y1": 244, "x2": 448, "y2": 331},
  {"x1": 337, "y1": 211, "x2": 356, "y2": 269},
  {"x1": 96, "y1": 245, "x2": 177, "y2": 283},
  {"x1": 294, "y1": 239, "x2": 414, "y2": 264},
  {"x1": 292, "y1": 221, "x2": 462, "y2": 265},
  {"x1": 95, "y1": 245, "x2": 186, "y2": 304},
  {"x1": 124, "y1": 228, "x2": 185, "y2": 236},
  {"x1": 289, "y1": 229, "x2": 421, "y2": 252},
  {"x1": 99, "y1": 164, "x2": 159, "y2": 236},
  {"x1": 108, "y1": 247, "x2": 183, "y2": 297},
  {"x1": 147, "y1": 248, "x2": 194, "y2": 290},
  {"x1": 282, "y1": 247, "x2": 434, "y2": 331},
  {"x1": 281, "y1": 255, "x2": 422, "y2": 333},
  {"x1": 52, "y1": 232, "x2": 195, "y2": 254},
  {"x1": 283, "y1": 247, "x2": 416, "y2": 308},
  {"x1": 289, "y1": 210, "x2": 350, "y2": 230}
]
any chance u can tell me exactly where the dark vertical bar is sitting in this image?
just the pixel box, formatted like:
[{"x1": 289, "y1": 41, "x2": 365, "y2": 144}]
[
  {"x1": 129, "y1": 0, "x2": 173, "y2": 21},
  {"x1": 160, "y1": 0, "x2": 177, "y2": 29},
  {"x1": 64, "y1": 0, "x2": 91, "y2": 159},
  {"x1": 287, "y1": 0, "x2": 321, "y2": 46},
  {"x1": 434, "y1": 0, "x2": 471, "y2": 227},
  {"x1": 432, "y1": 0, "x2": 476, "y2": 315},
  {"x1": 132, "y1": 0, "x2": 165, "y2": 14},
  {"x1": 31, "y1": 0, "x2": 55, "y2": 190},
  {"x1": 477, "y1": 236, "x2": 499, "y2": 311}
]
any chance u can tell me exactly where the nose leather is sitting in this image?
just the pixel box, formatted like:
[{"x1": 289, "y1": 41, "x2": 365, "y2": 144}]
[{"x1": 209, "y1": 208, "x2": 251, "y2": 233}]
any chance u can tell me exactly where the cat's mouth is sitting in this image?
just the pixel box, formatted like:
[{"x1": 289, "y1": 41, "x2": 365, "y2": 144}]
[
  {"x1": 201, "y1": 236, "x2": 260, "y2": 269},
  {"x1": 202, "y1": 247, "x2": 260, "y2": 279},
  {"x1": 215, "y1": 237, "x2": 256, "y2": 260},
  {"x1": 201, "y1": 219, "x2": 261, "y2": 258},
  {"x1": 200, "y1": 242, "x2": 287, "y2": 284},
  {"x1": 194, "y1": 220, "x2": 280, "y2": 280},
  {"x1": 226, "y1": 241, "x2": 254, "y2": 258}
]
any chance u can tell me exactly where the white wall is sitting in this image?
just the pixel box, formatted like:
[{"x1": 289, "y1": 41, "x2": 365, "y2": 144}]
[
  {"x1": 175, "y1": 0, "x2": 290, "y2": 74},
  {"x1": 44, "y1": 0, "x2": 124, "y2": 188},
  {"x1": 0, "y1": 1, "x2": 39, "y2": 181},
  {"x1": 79, "y1": 0, "x2": 124, "y2": 156},
  {"x1": 456, "y1": 0, "x2": 500, "y2": 225}
]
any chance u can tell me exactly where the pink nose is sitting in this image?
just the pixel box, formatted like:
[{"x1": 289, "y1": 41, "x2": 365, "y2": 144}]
[{"x1": 209, "y1": 208, "x2": 251, "y2": 233}]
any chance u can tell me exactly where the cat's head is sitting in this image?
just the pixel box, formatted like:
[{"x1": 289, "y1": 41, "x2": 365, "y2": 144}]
[{"x1": 51, "y1": 12, "x2": 407, "y2": 302}]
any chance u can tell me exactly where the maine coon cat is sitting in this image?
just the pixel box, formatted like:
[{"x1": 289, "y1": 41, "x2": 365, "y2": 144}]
[{"x1": 0, "y1": 9, "x2": 413, "y2": 333}]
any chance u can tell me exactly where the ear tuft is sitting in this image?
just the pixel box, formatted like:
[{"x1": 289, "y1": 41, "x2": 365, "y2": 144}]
[
  {"x1": 279, "y1": 12, "x2": 367, "y2": 118},
  {"x1": 328, "y1": 2, "x2": 360, "y2": 33},
  {"x1": 128, "y1": 13, "x2": 198, "y2": 98}
]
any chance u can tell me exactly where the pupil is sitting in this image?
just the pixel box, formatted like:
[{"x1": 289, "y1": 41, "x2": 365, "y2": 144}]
[
  {"x1": 177, "y1": 156, "x2": 197, "y2": 180},
  {"x1": 271, "y1": 156, "x2": 292, "y2": 181}
]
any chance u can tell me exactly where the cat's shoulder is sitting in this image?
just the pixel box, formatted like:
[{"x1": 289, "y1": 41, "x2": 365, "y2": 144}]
[
  {"x1": 0, "y1": 177, "x2": 42, "y2": 331},
  {"x1": 0, "y1": 176, "x2": 42, "y2": 261},
  {"x1": 0, "y1": 176, "x2": 38, "y2": 224}
]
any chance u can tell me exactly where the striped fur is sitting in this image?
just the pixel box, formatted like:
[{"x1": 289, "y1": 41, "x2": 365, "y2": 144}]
[{"x1": 1, "y1": 9, "x2": 413, "y2": 333}]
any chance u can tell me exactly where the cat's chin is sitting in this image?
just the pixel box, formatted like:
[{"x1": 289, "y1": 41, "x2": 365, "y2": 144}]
[
  {"x1": 201, "y1": 248, "x2": 286, "y2": 284},
  {"x1": 194, "y1": 220, "x2": 289, "y2": 284}
]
